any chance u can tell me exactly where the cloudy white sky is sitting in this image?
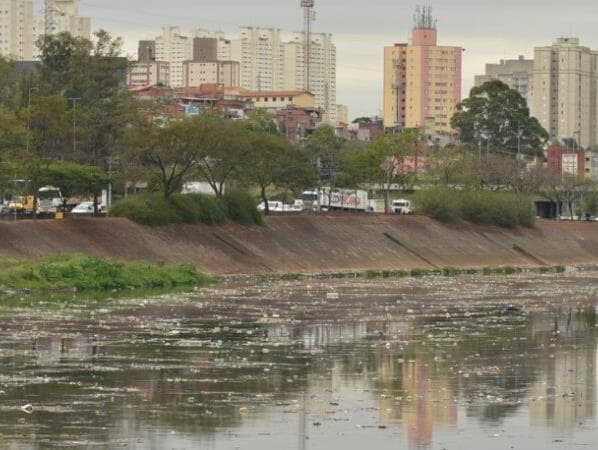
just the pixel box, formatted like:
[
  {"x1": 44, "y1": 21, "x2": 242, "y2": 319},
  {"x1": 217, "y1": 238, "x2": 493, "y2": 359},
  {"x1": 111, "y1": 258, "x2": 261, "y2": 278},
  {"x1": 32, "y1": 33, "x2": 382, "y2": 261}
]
[{"x1": 36, "y1": 1, "x2": 598, "y2": 119}]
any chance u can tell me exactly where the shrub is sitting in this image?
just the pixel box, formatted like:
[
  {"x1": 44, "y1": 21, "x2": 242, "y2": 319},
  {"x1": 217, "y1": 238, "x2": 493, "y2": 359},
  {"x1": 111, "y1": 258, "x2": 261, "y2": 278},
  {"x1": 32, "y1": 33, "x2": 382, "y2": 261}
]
[
  {"x1": 442, "y1": 266, "x2": 461, "y2": 276},
  {"x1": 366, "y1": 270, "x2": 382, "y2": 279},
  {"x1": 222, "y1": 189, "x2": 263, "y2": 226},
  {"x1": 110, "y1": 191, "x2": 258, "y2": 227},
  {"x1": 410, "y1": 268, "x2": 433, "y2": 277},
  {"x1": 413, "y1": 187, "x2": 461, "y2": 222},
  {"x1": 414, "y1": 187, "x2": 534, "y2": 228}
]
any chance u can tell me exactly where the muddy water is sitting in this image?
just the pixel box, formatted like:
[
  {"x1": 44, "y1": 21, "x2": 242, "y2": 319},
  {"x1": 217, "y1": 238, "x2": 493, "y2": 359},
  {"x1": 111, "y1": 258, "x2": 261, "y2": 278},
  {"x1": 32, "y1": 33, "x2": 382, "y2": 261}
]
[{"x1": 0, "y1": 273, "x2": 597, "y2": 449}]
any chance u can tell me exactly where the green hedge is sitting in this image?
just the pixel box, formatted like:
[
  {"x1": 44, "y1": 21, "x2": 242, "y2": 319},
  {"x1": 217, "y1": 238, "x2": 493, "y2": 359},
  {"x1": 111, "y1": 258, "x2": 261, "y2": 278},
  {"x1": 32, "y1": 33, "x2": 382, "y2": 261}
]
[
  {"x1": 109, "y1": 191, "x2": 261, "y2": 227},
  {"x1": 414, "y1": 187, "x2": 534, "y2": 228}
]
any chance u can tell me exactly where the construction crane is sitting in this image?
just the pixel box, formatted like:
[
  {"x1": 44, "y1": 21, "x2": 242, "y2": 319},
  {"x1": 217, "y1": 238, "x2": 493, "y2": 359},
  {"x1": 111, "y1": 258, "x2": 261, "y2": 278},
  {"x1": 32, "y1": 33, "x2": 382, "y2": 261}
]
[{"x1": 300, "y1": 0, "x2": 315, "y2": 92}]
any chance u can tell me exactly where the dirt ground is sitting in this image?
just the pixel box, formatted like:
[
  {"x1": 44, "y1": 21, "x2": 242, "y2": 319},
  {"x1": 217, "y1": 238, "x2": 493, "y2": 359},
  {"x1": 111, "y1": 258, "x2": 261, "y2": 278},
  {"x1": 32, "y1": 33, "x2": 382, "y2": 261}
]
[{"x1": 1, "y1": 215, "x2": 598, "y2": 275}]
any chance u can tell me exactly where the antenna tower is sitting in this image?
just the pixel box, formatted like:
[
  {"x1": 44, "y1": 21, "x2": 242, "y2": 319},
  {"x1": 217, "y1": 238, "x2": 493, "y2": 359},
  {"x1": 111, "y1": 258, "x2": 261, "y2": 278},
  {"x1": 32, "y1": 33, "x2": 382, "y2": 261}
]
[{"x1": 301, "y1": 0, "x2": 315, "y2": 92}]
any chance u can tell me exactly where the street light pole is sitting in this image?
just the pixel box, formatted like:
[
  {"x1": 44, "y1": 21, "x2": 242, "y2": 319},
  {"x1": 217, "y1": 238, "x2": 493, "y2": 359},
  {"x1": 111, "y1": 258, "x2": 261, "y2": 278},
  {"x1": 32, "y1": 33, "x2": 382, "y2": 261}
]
[
  {"x1": 26, "y1": 86, "x2": 38, "y2": 152},
  {"x1": 68, "y1": 97, "x2": 81, "y2": 158}
]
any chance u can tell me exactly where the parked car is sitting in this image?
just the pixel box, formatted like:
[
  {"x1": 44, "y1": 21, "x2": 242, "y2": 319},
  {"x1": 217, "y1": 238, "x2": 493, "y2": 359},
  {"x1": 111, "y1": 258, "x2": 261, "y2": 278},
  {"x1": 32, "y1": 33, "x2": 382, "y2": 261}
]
[
  {"x1": 0, "y1": 203, "x2": 8, "y2": 215},
  {"x1": 257, "y1": 201, "x2": 302, "y2": 213},
  {"x1": 391, "y1": 199, "x2": 412, "y2": 214},
  {"x1": 71, "y1": 202, "x2": 103, "y2": 214}
]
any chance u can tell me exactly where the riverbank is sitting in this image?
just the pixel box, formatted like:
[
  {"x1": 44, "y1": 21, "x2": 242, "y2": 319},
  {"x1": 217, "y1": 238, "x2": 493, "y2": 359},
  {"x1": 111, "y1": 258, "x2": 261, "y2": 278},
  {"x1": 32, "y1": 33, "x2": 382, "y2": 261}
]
[{"x1": 1, "y1": 215, "x2": 598, "y2": 275}]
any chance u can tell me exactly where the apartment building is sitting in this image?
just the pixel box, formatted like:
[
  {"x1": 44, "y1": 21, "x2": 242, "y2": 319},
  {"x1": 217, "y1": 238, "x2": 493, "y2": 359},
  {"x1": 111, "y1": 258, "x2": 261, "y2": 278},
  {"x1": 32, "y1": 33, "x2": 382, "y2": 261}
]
[
  {"x1": 474, "y1": 55, "x2": 534, "y2": 108},
  {"x1": 383, "y1": 7, "x2": 462, "y2": 137},
  {"x1": 42, "y1": 0, "x2": 90, "y2": 38},
  {"x1": 182, "y1": 61, "x2": 240, "y2": 88},
  {"x1": 127, "y1": 61, "x2": 170, "y2": 87},
  {"x1": 231, "y1": 27, "x2": 285, "y2": 91},
  {"x1": 284, "y1": 32, "x2": 337, "y2": 123},
  {"x1": 0, "y1": 0, "x2": 34, "y2": 60},
  {"x1": 533, "y1": 37, "x2": 598, "y2": 149},
  {"x1": 155, "y1": 26, "x2": 192, "y2": 88},
  {"x1": 139, "y1": 25, "x2": 339, "y2": 123}
]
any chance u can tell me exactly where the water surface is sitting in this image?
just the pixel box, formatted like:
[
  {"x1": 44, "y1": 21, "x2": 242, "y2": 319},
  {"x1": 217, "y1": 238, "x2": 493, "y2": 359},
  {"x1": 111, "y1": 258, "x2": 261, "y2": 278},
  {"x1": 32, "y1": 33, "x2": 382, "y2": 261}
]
[{"x1": 1, "y1": 272, "x2": 597, "y2": 449}]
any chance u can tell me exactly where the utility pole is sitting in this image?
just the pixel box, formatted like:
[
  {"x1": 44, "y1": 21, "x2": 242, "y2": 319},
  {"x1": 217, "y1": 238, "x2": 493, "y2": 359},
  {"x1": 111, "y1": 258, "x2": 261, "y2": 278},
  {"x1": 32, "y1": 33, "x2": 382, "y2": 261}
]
[{"x1": 68, "y1": 97, "x2": 80, "y2": 158}]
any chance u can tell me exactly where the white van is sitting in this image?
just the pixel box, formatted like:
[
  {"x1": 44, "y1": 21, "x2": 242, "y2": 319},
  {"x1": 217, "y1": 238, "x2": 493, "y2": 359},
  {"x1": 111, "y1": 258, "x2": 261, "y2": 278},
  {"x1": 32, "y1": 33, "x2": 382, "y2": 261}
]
[{"x1": 391, "y1": 199, "x2": 412, "y2": 214}]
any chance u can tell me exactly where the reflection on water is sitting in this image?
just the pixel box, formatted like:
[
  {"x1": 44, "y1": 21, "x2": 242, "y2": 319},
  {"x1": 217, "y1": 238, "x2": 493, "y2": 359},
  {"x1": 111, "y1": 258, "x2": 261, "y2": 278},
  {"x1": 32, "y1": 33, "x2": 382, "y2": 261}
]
[{"x1": 0, "y1": 273, "x2": 597, "y2": 449}]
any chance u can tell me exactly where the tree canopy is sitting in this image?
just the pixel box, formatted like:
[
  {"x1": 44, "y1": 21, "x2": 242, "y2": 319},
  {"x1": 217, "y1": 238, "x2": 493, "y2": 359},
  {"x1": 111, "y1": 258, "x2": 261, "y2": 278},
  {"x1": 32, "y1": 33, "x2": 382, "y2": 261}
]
[{"x1": 451, "y1": 80, "x2": 548, "y2": 156}]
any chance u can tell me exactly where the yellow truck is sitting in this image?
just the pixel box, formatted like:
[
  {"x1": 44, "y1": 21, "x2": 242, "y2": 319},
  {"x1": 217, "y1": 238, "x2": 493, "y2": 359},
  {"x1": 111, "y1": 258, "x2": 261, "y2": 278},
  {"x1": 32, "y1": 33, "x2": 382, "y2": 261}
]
[{"x1": 8, "y1": 195, "x2": 34, "y2": 215}]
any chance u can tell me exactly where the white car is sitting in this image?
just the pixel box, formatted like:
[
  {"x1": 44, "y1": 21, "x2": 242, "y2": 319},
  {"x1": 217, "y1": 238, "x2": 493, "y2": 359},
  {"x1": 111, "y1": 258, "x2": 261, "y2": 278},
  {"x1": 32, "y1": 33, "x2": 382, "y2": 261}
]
[
  {"x1": 392, "y1": 199, "x2": 412, "y2": 214},
  {"x1": 71, "y1": 202, "x2": 103, "y2": 214},
  {"x1": 257, "y1": 201, "x2": 302, "y2": 213}
]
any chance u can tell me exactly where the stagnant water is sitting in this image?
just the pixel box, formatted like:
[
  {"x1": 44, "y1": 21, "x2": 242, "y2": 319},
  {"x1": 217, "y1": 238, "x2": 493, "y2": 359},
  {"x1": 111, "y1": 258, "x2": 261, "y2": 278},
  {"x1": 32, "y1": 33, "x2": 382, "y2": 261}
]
[{"x1": 1, "y1": 272, "x2": 598, "y2": 449}]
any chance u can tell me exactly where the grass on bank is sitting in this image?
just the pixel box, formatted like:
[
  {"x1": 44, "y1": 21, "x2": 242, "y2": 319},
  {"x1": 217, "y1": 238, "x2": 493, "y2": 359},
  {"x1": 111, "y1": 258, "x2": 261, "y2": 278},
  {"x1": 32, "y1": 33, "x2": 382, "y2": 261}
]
[
  {"x1": 109, "y1": 189, "x2": 262, "y2": 227},
  {"x1": 0, "y1": 254, "x2": 213, "y2": 293},
  {"x1": 414, "y1": 187, "x2": 535, "y2": 228}
]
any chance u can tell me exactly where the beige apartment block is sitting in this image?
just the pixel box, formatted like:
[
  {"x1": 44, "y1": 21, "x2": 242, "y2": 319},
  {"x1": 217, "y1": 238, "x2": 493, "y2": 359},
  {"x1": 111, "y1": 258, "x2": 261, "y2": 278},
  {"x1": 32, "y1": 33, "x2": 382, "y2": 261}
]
[
  {"x1": 231, "y1": 27, "x2": 285, "y2": 91},
  {"x1": 383, "y1": 8, "x2": 462, "y2": 136},
  {"x1": 284, "y1": 32, "x2": 337, "y2": 123},
  {"x1": 43, "y1": 0, "x2": 90, "y2": 38},
  {"x1": 182, "y1": 61, "x2": 240, "y2": 88},
  {"x1": 155, "y1": 26, "x2": 192, "y2": 88},
  {"x1": 336, "y1": 104, "x2": 349, "y2": 124},
  {"x1": 533, "y1": 37, "x2": 598, "y2": 148},
  {"x1": 474, "y1": 55, "x2": 534, "y2": 108},
  {"x1": 127, "y1": 61, "x2": 170, "y2": 87},
  {"x1": 0, "y1": 0, "x2": 34, "y2": 60}
]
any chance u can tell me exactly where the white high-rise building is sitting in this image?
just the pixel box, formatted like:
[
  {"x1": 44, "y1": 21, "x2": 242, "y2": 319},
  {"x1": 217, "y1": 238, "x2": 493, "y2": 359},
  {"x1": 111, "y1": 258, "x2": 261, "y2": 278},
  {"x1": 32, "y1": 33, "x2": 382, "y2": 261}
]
[
  {"x1": 232, "y1": 27, "x2": 337, "y2": 122},
  {"x1": 533, "y1": 37, "x2": 598, "y2": 148},
  {"x1": 43, "y1": 0, "x2": 90, "y2": 39},
  {"x1": 231, "y1": 27, "x2": 285, "y2": 91},
  {"x1": 155, "y1": 26, "x2": 192, "y2": 88},
  {"x1": 285, "y1": 32, "x2": 337, "y2": 123},
  {"x1": 0, "y1": 0, "x2": 34, "y2": 60}
]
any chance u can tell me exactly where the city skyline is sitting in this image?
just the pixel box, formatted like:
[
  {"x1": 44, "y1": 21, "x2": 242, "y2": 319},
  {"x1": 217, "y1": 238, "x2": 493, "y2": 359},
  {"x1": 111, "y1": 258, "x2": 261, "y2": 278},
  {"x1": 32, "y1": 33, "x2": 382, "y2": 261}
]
[{"x1": 32, "y1": 0, "x2": 598, "y2": 119}]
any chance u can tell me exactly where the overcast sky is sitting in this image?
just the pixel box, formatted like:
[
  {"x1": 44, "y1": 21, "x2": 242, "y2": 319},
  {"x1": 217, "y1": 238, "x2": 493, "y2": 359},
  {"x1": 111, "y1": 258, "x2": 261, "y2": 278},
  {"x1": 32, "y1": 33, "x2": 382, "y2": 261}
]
[{"x1": 36, "y1": 1, "x2": 598, "y2": 119}]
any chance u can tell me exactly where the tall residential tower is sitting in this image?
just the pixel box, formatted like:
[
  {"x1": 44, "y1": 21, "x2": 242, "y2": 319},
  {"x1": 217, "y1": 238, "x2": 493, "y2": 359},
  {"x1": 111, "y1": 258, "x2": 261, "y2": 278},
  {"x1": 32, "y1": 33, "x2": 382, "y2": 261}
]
[
  {"x1": 0, "y1": 0, "x2": 34, "y2": 60},
  {"x1": 533, "y1": 37, "x2": 598, "y2": 148},
  {"x1": 383, "y1": 6, "x2": 462, "y2": 137}
]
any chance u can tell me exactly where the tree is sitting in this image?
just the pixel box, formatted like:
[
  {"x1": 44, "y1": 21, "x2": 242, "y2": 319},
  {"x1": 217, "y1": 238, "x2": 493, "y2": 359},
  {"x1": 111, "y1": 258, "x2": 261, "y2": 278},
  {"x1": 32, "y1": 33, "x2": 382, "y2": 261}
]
[
  {"x1": 361, "y1": 130, "x2": 419, "y2": 213},
  {"x1": 126, "y1": 118, "x2": 204, "y2": 199},
  {"x1": 242, "y1": 132, "x2": 288, "y2": 215},
  {"x1": 28, "y1": 95, "x2": 72, "y2": 160},
  {"x1": 42, "y1": 162, "x2": 110, "y2": 213},
  {"x1": 192, "y1": 116, "x2": 250, "y2": 197},
  {"x1": 451, "y1": 80, "x2": 548, "y2": 156},
  {"x1": 306, "y1": 125, "x2": 343, "y2": 208},
  {"x1": 36, "y1": 30, "x2": 136, "y2": 168}
]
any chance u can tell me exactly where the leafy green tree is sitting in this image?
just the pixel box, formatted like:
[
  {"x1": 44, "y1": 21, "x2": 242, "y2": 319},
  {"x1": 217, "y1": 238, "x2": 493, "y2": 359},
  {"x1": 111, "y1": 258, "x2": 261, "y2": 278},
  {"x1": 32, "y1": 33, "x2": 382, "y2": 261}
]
[
  {"x1": 306, "y1": 125, "x2": 342, "y2": 187},
  {"x1": 42, "y1": 162, "x2": 110, "y2": 213},
  {"x1": 36, "y1": 30, "x2": 136, "y2": 167},
  {"x1": 242, "y1": 132, "x2": 288, "y2": 215},
  {"x1": 451, "y1": 80, "x2": 548, "y2": 156},
  {"x1": 28, "y1": 95, "x2": 72, "y2": 160},
  {"x1": 360, "y1": 130, "x2": 419, "y2": 213}
]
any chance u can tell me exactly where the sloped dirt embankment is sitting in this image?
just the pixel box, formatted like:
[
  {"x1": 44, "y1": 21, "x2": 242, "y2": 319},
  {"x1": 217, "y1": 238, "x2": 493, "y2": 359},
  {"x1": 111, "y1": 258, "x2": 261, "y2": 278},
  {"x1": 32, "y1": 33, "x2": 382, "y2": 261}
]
[{"x1": 1, "y1": 215, "x2": 598, "y2": 275}]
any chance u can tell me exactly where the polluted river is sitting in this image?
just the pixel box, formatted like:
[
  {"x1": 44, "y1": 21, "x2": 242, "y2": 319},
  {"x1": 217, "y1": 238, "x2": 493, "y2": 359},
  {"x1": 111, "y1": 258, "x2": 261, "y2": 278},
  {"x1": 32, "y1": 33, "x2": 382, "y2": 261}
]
[{"x1": 1, "y1": 271, "x2": 598, "y2": 449}]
